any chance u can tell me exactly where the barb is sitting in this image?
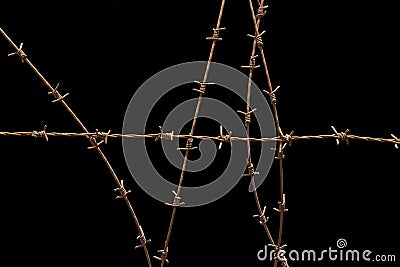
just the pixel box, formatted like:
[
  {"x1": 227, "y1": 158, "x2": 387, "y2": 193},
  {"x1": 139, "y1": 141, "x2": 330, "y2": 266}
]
[
  {"x1": 7, "y1": 42, "x2": 27, "y2": 62},
  {"x1": 153, "y1": 248, "x2": 169, "y2": 264},
  {"x1": 135, "y1": 225, "x2": 152, "y2": 250},
  {"x1": 165, "y1": 190, "x2": 185, "y2": 207},
  {"x1": 391, "y1": 134, "x2": 399, "y2": 149},
  {"x1": 48, "y1": 83, "x2": 70, "y2": 103},
  {"x1": 248, "y1": 30, "x2": 266, "y2": 47},
  {"x1": 241, "y1": 55, "x2": 261, "y2": 70},
  {"x1": 218, "y1": 125, "x2": 232, "y2": 149},
  {"x1": 31, "y1": 125, "x2": 49, "y2": 142},
  {"x1": 114, "y1": 180, "x2": 132, "y2": 200},
  {"x1": 0, "y1": 27, "x2": 153, "y2": 267},
  {"x1": 331, "y1": 126, "x2": 350, "y2": 145},
  {"x1": 237, "y1": 108, "x2": 257, "y2": 125},
  {"x1": 192, "y1": 80, "x2": 215, "y2": 95},
  {"x1": 206, "y1": 27, "x2": 226, "y2": 41},
  {"x1": 155, "y1": 126, "x2": 174, "y2": 142}
]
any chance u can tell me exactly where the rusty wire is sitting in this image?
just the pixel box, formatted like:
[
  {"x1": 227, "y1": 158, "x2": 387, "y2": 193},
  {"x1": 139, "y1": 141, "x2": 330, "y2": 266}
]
[
  {"x1": 247, "y1": 1, "x2": 288, "y2": 265},
  {"x1": 241, "y1": 0, "x2": 277, "y2": 253},
  {"x1": 156, "y1": 1, "x2": 227, "y2": 266},
  {"x1": 0, "y1": 27, "x2": 153, "y2": 267},
  {"x1": 1, "y1": 130, "x2": 400, "y2": 148},
  {"x1": 1, "y1": 0, "x2": 400, "y2": 266}
]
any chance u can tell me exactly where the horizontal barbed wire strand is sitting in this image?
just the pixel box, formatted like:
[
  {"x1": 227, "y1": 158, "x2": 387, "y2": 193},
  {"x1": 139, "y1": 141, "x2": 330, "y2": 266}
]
[{"x1": 1, "y1": 130, "x2": 399, "y2": 147}]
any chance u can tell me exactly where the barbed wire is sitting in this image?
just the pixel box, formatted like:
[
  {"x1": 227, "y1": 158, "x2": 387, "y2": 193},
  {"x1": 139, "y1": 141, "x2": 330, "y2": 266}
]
[
  {"x1": 0, "y1": 27, "x2": 153, "y2": 267},
  {"x1": 1, "y1": 129, "x2": 399, "y2": 148},
  {"x1": 2, "y1": 0, "x2": 399, "y2": 266}
]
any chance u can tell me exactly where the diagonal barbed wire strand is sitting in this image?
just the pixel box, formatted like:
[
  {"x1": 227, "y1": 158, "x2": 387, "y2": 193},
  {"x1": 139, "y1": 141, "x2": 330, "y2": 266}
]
[
  {"x1": 247, "y1": 1, "x2": 288, "y2": 265},
  {"x1": 241, "y1": 0, "x2": 277, "y2": 251},
  {"x1": 155, "y1": 1, "x2": 227, "y2": 266},
  {"x1": 0, "y1": 28, "x2": 153, "y2": 267}
]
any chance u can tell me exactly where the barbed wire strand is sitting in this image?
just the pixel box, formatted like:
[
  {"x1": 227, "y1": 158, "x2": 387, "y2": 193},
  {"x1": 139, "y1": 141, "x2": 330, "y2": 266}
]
[
  {"x1": 2, "y1": 2, "x2": 400, "y2": 266},
  {"x1": 156, "y1": 1, "x2": 226, "y2": 266},
  {"x1": 1, "y1": 130, "x2": 400, "y2": 146},
  {"x1": 0, "y1": 28, "x2": 153, "y2": 267},
  {"x1": 241, "y1": 0, "x2": 277, "y2": 249},
  {"x1": 248, "y1": 1, "x2": 288, "y2": 266}
]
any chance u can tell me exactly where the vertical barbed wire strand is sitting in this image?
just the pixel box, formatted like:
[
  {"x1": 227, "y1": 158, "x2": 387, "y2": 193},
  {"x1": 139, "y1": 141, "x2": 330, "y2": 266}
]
[
  {"x1": 156, "y1": 1, "x2": 226, "y2": 266},
  {"x1": 0, "y1": 27, "x2": 153, "y2": 267},
  {"x1": 248, "y1": 1, "x2": 289, "y2": 266},
  {"x1": 241, "y1": 0, "x2": 276, "y2": 247}
]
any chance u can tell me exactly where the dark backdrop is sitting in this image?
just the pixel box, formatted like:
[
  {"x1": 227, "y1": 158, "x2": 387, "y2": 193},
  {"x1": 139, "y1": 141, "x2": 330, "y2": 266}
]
[{"x1": 0, "y1": 0, "x2": 399, "y2": 266}]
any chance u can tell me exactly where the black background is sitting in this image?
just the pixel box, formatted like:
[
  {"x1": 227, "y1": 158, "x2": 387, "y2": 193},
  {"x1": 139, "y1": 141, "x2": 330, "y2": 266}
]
[{"x1": 0, "y1": 0, "x2": 399, "y2": 266}]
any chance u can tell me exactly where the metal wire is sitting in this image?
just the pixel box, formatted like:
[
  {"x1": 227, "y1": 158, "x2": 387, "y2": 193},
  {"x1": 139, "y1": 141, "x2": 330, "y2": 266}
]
[
  {"x1": 2, "y1": 1, "x2": 399, "y2": 266},
  {"x1": 1, "y1": 130, "x2": 399, "y2": 147},
  {"x1": 0, "y1": 27, "x2": 153, "y2": 267}
]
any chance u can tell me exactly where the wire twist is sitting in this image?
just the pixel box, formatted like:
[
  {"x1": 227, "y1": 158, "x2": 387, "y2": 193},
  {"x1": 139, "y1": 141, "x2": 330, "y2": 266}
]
[
  {"x1": 114, "y1": 180, "x2": 132, "y2": 200},
  {"x1": 206, "y1": 27, "x2": 226, "y2": 41},
  {"x1": 48, "y1": 83, "x2": 70, "y2": 103},
  {"x1": 8, "y1": 42, "x2": 27, "y2": 63},
  {"x1": 248, "y1": 30, "x2": 266, "y2": 47},
  {"x1": 331, "y1": 126, "x2": 350, "y2": 145},
  {"x1": 31, "y1": 125, "x2": 49, "y2": 142}
]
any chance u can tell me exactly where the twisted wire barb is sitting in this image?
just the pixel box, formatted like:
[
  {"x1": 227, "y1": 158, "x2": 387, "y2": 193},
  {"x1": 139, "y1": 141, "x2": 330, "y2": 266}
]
[
  {"x1": 156, "y1": 1, "x2": 227, "y2": 266},
  {"x1": 0, "y1": 27, "x2": 153, "y2": 267}
]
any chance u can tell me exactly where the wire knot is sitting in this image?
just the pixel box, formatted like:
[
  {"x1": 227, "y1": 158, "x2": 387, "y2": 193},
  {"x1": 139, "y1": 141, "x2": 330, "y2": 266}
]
[
  {"x1": 154, "y1": 247, "x2": 169, "y2": 264},
  {"x1": 275, "y1": 149, "x2": 285, "y2": 160},
  {"x1": 248, "y1": 30, "x2": 266, "y2": 47},
  {"x1": 192, "y1": 80, "x2": 215, "y2": 95},
  {"x1": 156, "y1": 126, "x2": 174, "y2": 141},
  {"x1": 48, "y1": 83, "x2": 70, "y2": 104},
  {"x1": 218, "y1": 125, "x2": 232, "y2": 149},
  {"x1": 135, "y1": 225, "x2": 151, "y2": 249},
  {"x1": 253, "y1": 206, "x2": 269, "y2": 225},
  {"x1": 237, "y1": 108, "x2": 257, "y2": 124},
  {"x1": 241, "y1": 55, "x2": 260, "y2": 70},
  {"x1": 165, "y1": 190, "x2": 185, "y2": 207},
  {"x1": 8, "y1": 43, "x2": 27, "y2": 63},
  {"x1": 391, "y1": 134, "x2": 399, "y2": 149},
  {"x1": 331, "y1": 126, "x2": 350, "y2": 145},
  {"x1": 257, "y1": 3, "x2": 268, "y2": 18},
  {"x1": 177, "y1": 137, "x2": 198, "y2": 151},
  {"x1": 114, "y1": 180, "x2": 132, "y2": 200},
  {"x1": 96, "y1": 129, "x2": 111, "y2": 144},
  {"x1": 206, "y1": 27, "x2": 226, "y2": 41},
  {"x1": 263, "y1": 86, "x2": 281, "y2": 105},
  {"x1": 31, "y1": 125, "x2": 49, "y2": 142},
  {"x1": 243, "y1": 162, "x2": 259, "y2": 177},
  {"x1": 273, "y1": 194, "x2": 288, "y2": 213},
  {"x1": 87, "y1": 129, "x2": 110, "y2": 149},
  {"x1": 282, "y1": 131, "x2": 295, "y2": 150}
]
